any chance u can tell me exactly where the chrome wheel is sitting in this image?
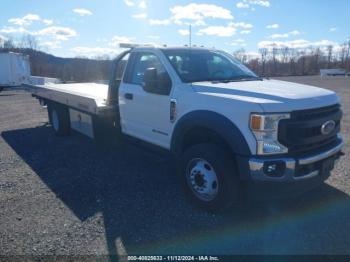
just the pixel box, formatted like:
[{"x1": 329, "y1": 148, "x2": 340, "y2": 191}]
[
  {"x1": 186, "y1": 158, "x2": 219, "y2": 202},
  {"x1": 51, "y1": 109, "x2": 59, "y2": 131}
]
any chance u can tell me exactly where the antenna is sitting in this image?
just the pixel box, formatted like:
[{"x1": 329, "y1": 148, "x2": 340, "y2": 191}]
[{"x1": 189, "y1": 24, "x2": 192, "y2": 48}]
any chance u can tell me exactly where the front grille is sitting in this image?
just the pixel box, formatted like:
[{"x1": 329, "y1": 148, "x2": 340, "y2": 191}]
[{"x1": 279, "y1": 104, "x2": 342, "y2": 155}]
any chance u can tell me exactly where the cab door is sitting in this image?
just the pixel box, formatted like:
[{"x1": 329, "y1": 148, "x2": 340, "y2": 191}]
[{"x1": 119, "y1": 51, "x2": 173, "y2": 149}]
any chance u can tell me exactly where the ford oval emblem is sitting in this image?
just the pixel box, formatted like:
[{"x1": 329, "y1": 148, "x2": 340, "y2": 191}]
[{"x1": 321, "y1": 120, "x2": 336, "y2": 135}]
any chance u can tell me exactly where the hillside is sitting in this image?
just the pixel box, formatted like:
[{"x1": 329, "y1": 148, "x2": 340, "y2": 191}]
[{"x1": 0, "y1": 48, "x2": 112, "y2": 82}]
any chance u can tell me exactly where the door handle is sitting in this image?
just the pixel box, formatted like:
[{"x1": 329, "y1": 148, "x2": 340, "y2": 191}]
[{"x1": 124, "y1": 93, "x2": 133, "y2": 100}]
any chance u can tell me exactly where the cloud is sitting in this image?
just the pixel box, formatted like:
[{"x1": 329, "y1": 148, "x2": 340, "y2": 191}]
[
  {"x1": 40, "y1": 41, "x2": 62, "y2": 49},
  {"x1": 269, "y1": 30, "x2": 301, "y2": 39},
  {"x1": 132, "y1": 13, "x2": 147, "y2": 19},
  {"x1": 36, "y1": 26, "x2": 77, "y2": 41},
  {"x1": 109, "y1": 35, "x2": 136, "y2": 46},
  {"x1": 266, "y1": 24, "x2": 279, "y2": 29},
  {"x1": 147, "y1": 35, "x2": 160, "y2": 40},
  {"x1": 313, "y1": 40, "x2": 339, "y2": 47},
  {"x1": 124, "y1": 0, "x2": 135, "y2": 7},
  {"x1": 0, "y1": 26, "x2": 30, "y2": 34},
  {"x1": 258, "y1": 39, "x2": 339, "y2": 49},
  {"x1": 289, "y1": 30, "x2": 300, "y2": 36},
  {"x1": 228, "y1": 38, "x2": 246, "y2": 47},
  {"x1": 170, "y1": 3, "x2": 233, "y2": 26},
  {"x1": 43, "y1": 19, "x2": 53, "y2": 26},
  {"x1": 0, "y1": 34, "x2": 8, "y2": 42},
  {"x1": 149, "y1": 19, "x2": 171, "y2": 26},
  {"x1": 236, "y1": 2, "x2": 250, "y2": 8},
  {"x1": 71, "y1": 46, "x2": 121, "y2": 58},
  {"x1": 0, "y1": 25, "x2": 76, "y2": 43},
  {"x1": 7, "y1": 14, "x2": 54, "y2": 28},
  {"x1": 251, "y1": 0, "x2": 271, "y2": 7},
  {"x1": 270, "y1": 33, "x2": 289, "y2": 39},
  {"x1": 148, "y1": 3, "x2": 235, "y2": 27},
  {"x1": 330, "y1": 27, "x2": 337, "y2": 32},
  {"x1": 237, "y1": 0, "x2": 270, "y2": 9},
  {"x1": 198, "y1": 25, "x2": 236, "y2": 37},
  {"x1": 233, "y1": 22, "x2": 253, "y2": 29},
  {"x1": 178, "y1": 29, "x2": 190, "y2": 36},
  {"x1": 240, "y1": 30, "x2": 251, "y2": 34},
  {"x1": 139, "y1": 1, "x2": 147, "y2": 9},
  {"x1": 124, "y1": 0, "x2": 147, "y2": 8},
  {"x1": 197, "y1": 22, "x2": 253, "y2": 37},
  {"x1": 73, "y1": 8, "x2": 93, "y2": 16},
  {"x1": 8, "y1": 14, "x2": 40, "y2": 26}
]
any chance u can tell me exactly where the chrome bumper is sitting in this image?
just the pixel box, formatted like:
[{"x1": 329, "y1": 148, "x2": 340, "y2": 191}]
[{"x1": 249, "y1": 139, "x2": 344, "y2": 182}]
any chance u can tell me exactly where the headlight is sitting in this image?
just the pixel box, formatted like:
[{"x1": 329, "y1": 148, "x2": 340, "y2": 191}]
[{"x1": 250, "y1": 113, "x2": 290, "y2": 155}]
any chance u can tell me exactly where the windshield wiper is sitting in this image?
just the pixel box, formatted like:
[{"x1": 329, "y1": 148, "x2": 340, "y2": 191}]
[
  {"x1": 190, "y1": 79, "x2": 214, "y2": 83},
  {"x1": 211, "y1": 76, "x2": 263, "y2": 83}
]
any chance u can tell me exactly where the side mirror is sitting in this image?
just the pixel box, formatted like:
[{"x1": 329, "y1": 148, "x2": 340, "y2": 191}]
[
  {"x1": 143, "y1": 68, "x2": 172, "y2": 95},
  {"x1": 143, "y1": 68, "x2": 158, "y2": 93}
]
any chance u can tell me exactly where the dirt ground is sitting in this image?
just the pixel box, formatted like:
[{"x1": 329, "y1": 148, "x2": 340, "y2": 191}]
[{"x1": 0, "y1": 76, "x2": 350, "y2": 258}]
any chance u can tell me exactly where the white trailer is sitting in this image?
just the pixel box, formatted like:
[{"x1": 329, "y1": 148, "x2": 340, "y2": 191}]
[
  {"x1": 0, "y1": 52, "x2": 31, "y2": 90},
  {"x1": 0, "y1": 52, "x2": 61, "y2": 92},
  {"x1": 320, "y1": 69, "x2": 348, "y2": 77}
]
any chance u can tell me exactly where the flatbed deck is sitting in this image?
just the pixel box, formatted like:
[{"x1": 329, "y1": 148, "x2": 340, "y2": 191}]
[{"x1": 24, "y1": 82, "x2": 113, "y2": 116}]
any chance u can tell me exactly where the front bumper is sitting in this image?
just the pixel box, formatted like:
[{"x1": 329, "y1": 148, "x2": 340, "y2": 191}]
[{"x1": 247, "y1": 138, "x2": 344, "y2": 182}]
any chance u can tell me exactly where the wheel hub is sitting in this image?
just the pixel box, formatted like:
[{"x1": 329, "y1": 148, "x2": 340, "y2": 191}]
[
  {"x1": 194, "y1": 173, "x2": 206, "y2": 187},
  {"x1": 187, "y1": 158, "x2": 219, "y2": 201}
]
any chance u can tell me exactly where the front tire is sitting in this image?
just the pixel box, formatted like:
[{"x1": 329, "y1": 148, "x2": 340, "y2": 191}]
[{"x1": 181, "y1": 143, "x2": 240, "y2": 212}]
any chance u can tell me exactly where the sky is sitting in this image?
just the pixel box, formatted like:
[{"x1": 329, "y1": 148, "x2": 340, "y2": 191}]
[{"x1": 0, "y1": 0, "x2": 349, "y2": 58}]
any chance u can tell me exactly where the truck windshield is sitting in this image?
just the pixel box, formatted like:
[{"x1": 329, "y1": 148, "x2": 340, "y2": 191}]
[{"x1": 162, "y1": 49, "x2": 259, "y2": 83}]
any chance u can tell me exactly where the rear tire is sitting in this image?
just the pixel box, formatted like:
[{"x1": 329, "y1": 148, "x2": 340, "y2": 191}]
[
  {"x1": 180, "y1": 143, "x2": 240, "y2": 212},
  {"x1": 47, "y1": 103, "x2": 71, "y2": 136}
]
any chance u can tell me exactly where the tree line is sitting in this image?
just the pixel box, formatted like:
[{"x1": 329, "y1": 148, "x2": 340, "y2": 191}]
[
  {"x1": 233, "y1": 40, "x2": 350, "y2": 76},
  {"x1": 1, "y1": 35, "x2": 350, "y2": 82}
]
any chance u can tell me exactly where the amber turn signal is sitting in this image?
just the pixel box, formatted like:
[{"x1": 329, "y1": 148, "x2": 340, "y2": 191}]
[{"x1": 250, "y1": 115, "x2": 262, "y2": 130}]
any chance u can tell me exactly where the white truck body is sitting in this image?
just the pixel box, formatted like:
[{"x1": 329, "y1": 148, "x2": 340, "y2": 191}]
[
  {"x1": 0, "y1": 52, "x2": 31, "y2": 87},
  {"x1": 0, "y1": 52, "x2": 61, "y2": 91},
  {"x1": 28, "y1": 76, "x2": 61, "y2": 85},
  {"x1": 24, "y1": 46, "x2": 344, "y2": 211},
  {"x1": 320, "y1": 69, "x2": 348, "y2": 77}
]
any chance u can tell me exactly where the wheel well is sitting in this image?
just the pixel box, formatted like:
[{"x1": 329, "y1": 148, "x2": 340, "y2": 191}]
[{"x1": 181, "y1": 127, "x2": 233, "y2": 155}]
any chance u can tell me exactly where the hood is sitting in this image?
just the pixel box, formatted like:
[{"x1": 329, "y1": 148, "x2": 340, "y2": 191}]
[{"x1": 191, "y1": 79, "x2": 339, "y2": 112}]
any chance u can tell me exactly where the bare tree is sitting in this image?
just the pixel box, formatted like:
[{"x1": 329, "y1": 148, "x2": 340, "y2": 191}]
[
  {"x1": 271, "y1": 45, "x2": 278, "y2": 75},
  {"x1": 280, "y1": 47, "x2": 290, "y2": 64},
  {"x1": 3, "y1": 38, "x2": 15, "y2": 49},
  {"x1": 326, "y1": 45, "x2": 333, "y2": 68},
  {"x1": 259, "y1": 48, "x2": 268, "y2": 76},
  {"x1": 233, "y1": 48, "x2": 247, "y2": 64},
  {"x1": 346, "y1": 38, "x2": 350, "y2": 71},
  {"x1": 297, "y1": 49, "x2": 306, "y2": 75},
  {"x1": 20, "y1": 35, "x2": 38, "y2": 50}
]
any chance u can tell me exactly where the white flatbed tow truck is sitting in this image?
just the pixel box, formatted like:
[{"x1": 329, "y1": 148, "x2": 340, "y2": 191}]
[{"x1": 24, "y1": 45, "x2": 344, "y2": 211}]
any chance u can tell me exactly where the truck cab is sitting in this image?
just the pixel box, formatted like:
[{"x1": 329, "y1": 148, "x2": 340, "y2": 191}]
[{"x1": 28, "y1": 46, "x2": 344, "y2": 211}]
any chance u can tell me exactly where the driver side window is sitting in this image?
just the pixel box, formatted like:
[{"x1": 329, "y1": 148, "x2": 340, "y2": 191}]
[
  {"x1": 131, "y1": 53, "x2": 166, "y2": 85},
  {"x1": 207, "y1": 55, "x2": 231, "y2": 79}
]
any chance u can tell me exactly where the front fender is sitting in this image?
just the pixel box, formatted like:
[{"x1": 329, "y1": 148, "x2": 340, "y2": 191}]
[{"x1": 171, "y1": 110, "x2": 251, "y2": 156}]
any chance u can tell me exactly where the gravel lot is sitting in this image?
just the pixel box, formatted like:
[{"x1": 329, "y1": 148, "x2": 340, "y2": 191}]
[{"x1": 0, "y1": 76, "x2": 350, "y2": 258}]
